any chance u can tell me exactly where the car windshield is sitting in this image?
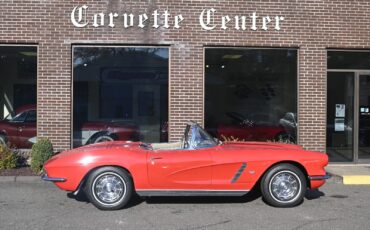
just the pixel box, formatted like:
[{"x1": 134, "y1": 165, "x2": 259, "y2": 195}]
[
  {"x1": 11, "y1": 111, "x2": 28, "y2": 122},
  {"x1": 185, "y1": 123, "x2": 218, "y2": 149},
  {"x1": 3, "y1": 114, "x2": 11, "y2": 121}
]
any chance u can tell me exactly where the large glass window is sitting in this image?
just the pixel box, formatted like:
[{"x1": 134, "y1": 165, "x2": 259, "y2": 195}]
[
  {"x1": 0, "y1": 46, "x2": 37, "y2": 149},
  {"x1": 73, "y1": 46, "x2": 169, "y2": 148},
  {"x1": 205, "y1": 48, "x2": 297, "y2": 143}
]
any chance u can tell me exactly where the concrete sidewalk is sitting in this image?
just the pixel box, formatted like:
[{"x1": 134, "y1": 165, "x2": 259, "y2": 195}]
[{"x1": 326, "y1": 164, "x2": 370, "y2": 185}]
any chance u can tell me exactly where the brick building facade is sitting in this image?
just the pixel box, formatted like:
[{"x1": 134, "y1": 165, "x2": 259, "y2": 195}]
[{"x1": 1, "y1": 0, "x2": 370, "y2": 163}]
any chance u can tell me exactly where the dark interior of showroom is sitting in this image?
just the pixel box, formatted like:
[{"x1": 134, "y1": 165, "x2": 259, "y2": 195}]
[
  {"x1": 0, "y1": 46, "x2": 37, "y2": 149},
  {"x1": 204, "y1": 48, "x2": 298, "y2": 143}
]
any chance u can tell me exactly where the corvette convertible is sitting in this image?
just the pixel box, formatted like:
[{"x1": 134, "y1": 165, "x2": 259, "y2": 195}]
[{"x1": 42, "y1": 122, "x2": 329, "y2": 210}]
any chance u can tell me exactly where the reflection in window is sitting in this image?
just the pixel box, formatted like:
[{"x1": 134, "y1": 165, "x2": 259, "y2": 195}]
[
  {"x1": 0, "y1": 46, "x2": 37, "y2": 149},
  {"x1": 73, "y1": 47, "x2": 169, "y2": 148},
  {"x1": 26, "y1": 110, "x2": 37, "y2": 122},
  {"x1": 11, "y1": 111, "x2": 28, "y2": 122},
  {"x1": 205, "y1": 48, "x2": 297, "y2": 143}
]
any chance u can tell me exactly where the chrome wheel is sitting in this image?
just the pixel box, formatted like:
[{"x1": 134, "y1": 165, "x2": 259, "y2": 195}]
[
  {"x1": 269, "y1": 170, "x2": 301, "y2": 203},
  {"x1": 92, "y1": 172, "x2": 127, "y2": 205}
]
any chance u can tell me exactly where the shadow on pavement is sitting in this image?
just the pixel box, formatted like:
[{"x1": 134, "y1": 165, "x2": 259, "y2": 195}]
[
  {"x1": 305, "y1": 189, "x2": 325, "y2": 200},
  {"x1": 67, "y1": 192, "x2": 89, "y2": 203},
  {"x1": 66, "y1": 188, "x2": 324, "y2": 208},
  {"x1": 144, "y1": 187, "x2": 261, "y2": 205},
  {"x1": 67, "y1": 192, "x2": 144, "y2": 208},
  {"x1": 66, "y1": 188, "x2": 261, "y2": 207}
]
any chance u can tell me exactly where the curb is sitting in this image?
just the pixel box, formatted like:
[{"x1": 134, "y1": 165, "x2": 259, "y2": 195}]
[
  {"x1": 326, "y1": 164, "x2": 370, "y2": 185},
  {"x1": 343, "y1": 176, "x2": 370, "y2": 185},
  {"x1": 326, "y1": 173, "x2": 343, "y2": 184},
  {"x1": 0, "y1": 176, "x2": 40, "y2": 183},
  {"x1": 327, "y1": 172, "x2": 370, "y2": 185}
]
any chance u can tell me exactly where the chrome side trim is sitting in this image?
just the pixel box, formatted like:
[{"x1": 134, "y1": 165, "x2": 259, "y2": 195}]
[
  {"x1": 41, "y1": 173, "x2": 66, "y2": 182},
  {"x1": 309, "y1": 173, "x2": 331, "y2": 181},
  {"x1": 231, "y1": 163, "x2": 247, "y2": 183},
  {"x1": 136, "y1": 189, "x2": 249, "y2": 197}
]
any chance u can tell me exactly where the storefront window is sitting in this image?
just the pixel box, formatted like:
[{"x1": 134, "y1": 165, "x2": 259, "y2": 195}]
[
  {"x1": 328, "y1": 50, "x2": 370, "y2": 162},
  {"x1": 205, "y1": 48, "x2": 297, "y2": 143},
  {"x1": 73, "y1": 46, "x2": 169, "y2": 148},
  {"x1": 0, "y1": 46, "x2": 37, "y2": 149},
  {"x1": 326, "y1": 72, "x2": 354, "y2": 162}
]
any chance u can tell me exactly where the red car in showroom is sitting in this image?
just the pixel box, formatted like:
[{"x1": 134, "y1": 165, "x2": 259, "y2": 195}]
[
  {"x1": 0, "y1": 105, "x2": 138, "y2": 148},
  {"x1": 42, "y1": 122, "x2": 329, "y2": 210},
  {"x1": 214, "y1": 112, "x2": 296, "y2": 142}
]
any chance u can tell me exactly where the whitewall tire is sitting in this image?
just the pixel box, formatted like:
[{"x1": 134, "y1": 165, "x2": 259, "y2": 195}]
[
  {"x1": 85, "y1": 167, "x2": 133, "y2": 210},
  {"x1": 261, "y1": 163, "x2": 306, "y2": 207}
]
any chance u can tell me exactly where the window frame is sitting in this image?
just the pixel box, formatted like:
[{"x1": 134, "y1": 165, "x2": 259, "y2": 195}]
[
  {"x1": 202, "y1": 46, "x2": 299, "y2": 144},
  {"x1": 0, "y1": 44, "x2": 38, "y2": 127},
  {"x1": 71, "y1": 44, "x2": 171, "y2": 149}
]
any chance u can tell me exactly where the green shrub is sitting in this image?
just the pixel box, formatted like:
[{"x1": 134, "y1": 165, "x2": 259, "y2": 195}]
[
  {"x1": 0, "y1": 144, "x2": 17, "y2": 169},
  {"x1": 31, "y1": 138, "x2": 54, "y2": 173}
]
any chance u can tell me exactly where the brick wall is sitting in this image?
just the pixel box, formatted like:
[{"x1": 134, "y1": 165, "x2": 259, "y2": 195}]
[{"x1": 1, "y1": 0, "x2": 370, "y2": 152}]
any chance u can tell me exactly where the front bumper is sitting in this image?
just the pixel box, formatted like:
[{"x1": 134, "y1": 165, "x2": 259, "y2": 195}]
[
  {"x1": 41, "y1": 173, "x2": 67, "y2": 182},
  {"x1": 309, "y1": 173, "x2": 331, "y2": 181}
]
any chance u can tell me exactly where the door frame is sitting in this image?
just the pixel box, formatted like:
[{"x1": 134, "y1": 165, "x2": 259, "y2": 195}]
[{"x1": 327, "y1": 69, "x2": 370, "y2": 163}]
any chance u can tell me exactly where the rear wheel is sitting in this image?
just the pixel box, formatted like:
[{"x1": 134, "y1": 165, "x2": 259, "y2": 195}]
[
  {"x1": 91, "y1": 134, "x2": 114, "y2": 144},
  {"x1": 261, "y1": 163, "x2": 306, "y2": 207},
  {"x1": 85, "y1": 167, "x2": 133, "y2": 210}
]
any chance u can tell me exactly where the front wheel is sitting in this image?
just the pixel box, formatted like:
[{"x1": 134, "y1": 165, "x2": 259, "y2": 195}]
[
  {"x1": 261, "y1": 163, "x2": 306, "y2": 207},
  {"x1": 85, "y1": 167, "x2": 133, "y2": 210}
]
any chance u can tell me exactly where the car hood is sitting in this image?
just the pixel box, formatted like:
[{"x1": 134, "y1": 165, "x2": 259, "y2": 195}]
[
  {"x1": 72, "y1": 141, "x2": 142, "y2": 152},
  {"x1": 0, "y1": 120, "x2": 10, "y2": 128},
  {"x1": 220, "y1": 141, "x2": 302, "y2": 150},
  {"x1": 46, "y1": 141, "x2": 142, "y2": 165}
]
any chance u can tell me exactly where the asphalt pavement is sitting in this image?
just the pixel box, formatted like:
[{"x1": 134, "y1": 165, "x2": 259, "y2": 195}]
[{"x1": 0, "y1": 178, "x2": 369, "y2": 230}]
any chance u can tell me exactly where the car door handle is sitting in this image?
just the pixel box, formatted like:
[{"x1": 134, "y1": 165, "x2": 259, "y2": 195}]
[
  {"x1": 150, "y1": 157, "x2": 162, "y2": 165},
  {"x1": 18, "y1": 127, "x2": 23, "y2": 132}
]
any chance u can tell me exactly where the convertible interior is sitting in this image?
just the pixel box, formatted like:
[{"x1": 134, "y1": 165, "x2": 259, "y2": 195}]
[
  {"x1": 151, "y1": 141, "x2": 184, "y2": 151},
  {"x1": 149, "y1": 122, "x2": 218, "y2": 151}
]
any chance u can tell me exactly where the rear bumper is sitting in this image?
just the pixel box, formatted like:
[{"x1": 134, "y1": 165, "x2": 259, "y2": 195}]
[
  {"x1": 309, "y1": 173, "x2": 331, "y2": 181},
  {"x1": 41, "y1": 173, "x2": 67, "y2": 182}
]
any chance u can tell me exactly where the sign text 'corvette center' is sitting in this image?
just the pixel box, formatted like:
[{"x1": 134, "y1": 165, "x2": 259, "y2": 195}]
[{"x1": 71, "y1": 5, "x2": 285, "y2": 31}]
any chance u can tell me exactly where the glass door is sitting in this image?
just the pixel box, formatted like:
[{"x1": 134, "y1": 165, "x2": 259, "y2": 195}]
[
  {"x1": 326, "y1": 72, "x2": 354, "y2": 162},
  {"x1": 359, "y1": 74, "x2": 370, "y2": 161}
]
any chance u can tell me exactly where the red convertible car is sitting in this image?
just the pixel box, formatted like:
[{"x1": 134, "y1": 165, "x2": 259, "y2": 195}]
[
  {"x1": 0, "y1": 105, "x2": 138, "y2": 148},
  {"x1": 42, "y1": 122, "x2": 329, "y2": 210}
]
